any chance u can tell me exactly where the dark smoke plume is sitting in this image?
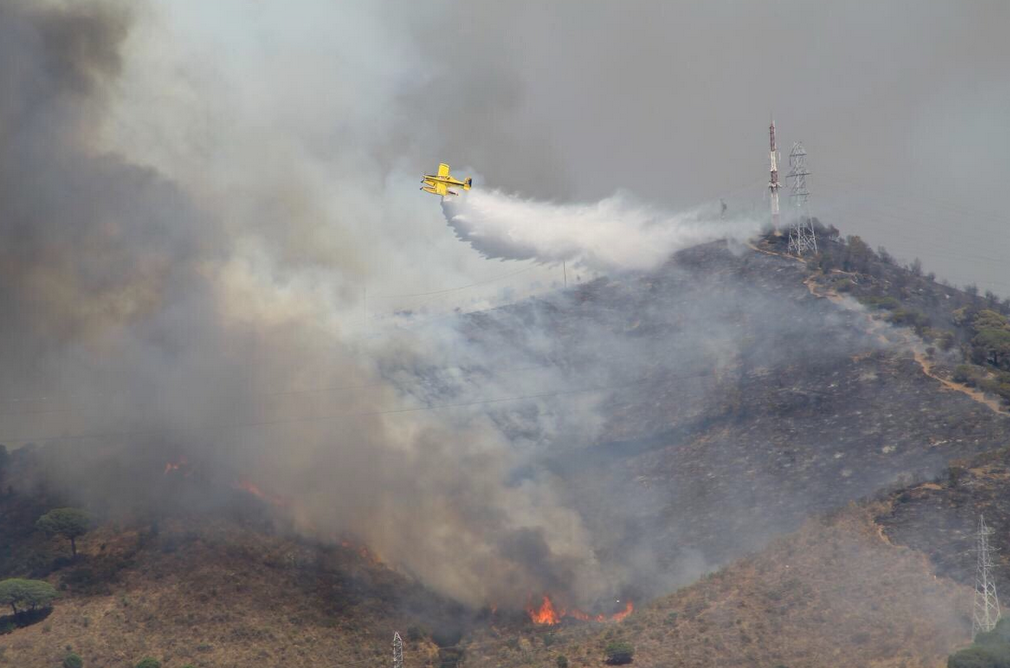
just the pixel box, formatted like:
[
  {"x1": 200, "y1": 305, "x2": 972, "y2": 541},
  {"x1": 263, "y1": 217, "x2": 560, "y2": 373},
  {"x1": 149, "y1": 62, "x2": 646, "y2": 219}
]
[{"x1": 0, "y1": 0, "x2": 620, "y2": 610}]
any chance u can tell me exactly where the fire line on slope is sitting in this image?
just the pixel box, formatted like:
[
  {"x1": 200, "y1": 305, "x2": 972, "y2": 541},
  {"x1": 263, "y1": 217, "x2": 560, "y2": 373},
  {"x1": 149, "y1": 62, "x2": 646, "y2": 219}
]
[{"x1": 526, "y1": 594, "x2": 633, "y2": 625}]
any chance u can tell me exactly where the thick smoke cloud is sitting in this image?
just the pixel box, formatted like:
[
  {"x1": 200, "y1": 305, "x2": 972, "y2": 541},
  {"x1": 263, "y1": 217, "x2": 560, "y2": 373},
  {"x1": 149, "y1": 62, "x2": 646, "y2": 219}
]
[
  {"x1": 442, "y1": 189, "x2": 759, "y2": 271},
  {"x1": 0, "y1": 0, "x2": 619, "y2": 610},
  {"x1": 2, "y1": 0, "x2": 1004, "y2": 616}
]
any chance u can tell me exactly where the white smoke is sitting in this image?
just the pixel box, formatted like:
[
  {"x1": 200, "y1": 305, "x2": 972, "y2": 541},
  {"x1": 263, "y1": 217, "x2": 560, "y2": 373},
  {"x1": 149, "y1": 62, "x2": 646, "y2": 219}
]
[{"x1": 442, "y1": 188, "x2": 762, "y2": 272}]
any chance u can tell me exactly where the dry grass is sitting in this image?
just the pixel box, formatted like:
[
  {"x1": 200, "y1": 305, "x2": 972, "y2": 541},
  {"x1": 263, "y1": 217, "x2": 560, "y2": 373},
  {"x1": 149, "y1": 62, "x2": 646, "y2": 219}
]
[
  {"x1": 0, "y1": 518, "x2": 445, "y2": 668},
  {"x1": 467, "y1": 506, "x2": 969, "y2": 668},
  {"x1": 0, "y1": 493, "x2": 976, "y2": 668}
]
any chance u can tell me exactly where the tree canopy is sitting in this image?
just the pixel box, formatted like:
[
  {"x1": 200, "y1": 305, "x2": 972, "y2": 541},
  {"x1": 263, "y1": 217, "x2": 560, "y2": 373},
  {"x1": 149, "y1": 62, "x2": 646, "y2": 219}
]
[
  {"x1": 972, "y1": 310, "x2": 1010, "y2": 369},
  {"x1": 37, "y1": 507, "x2": 91, "y2": 557},
  {"x1": 0, "y1": 578, "x2": 58, "y2": 616}
]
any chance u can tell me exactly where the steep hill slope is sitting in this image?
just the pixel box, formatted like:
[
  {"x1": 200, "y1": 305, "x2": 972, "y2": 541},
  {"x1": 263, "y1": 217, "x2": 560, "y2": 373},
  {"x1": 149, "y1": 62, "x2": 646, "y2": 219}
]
[
  {"x1": 0, "y1": 497, "x2": 466, "y2": 668},
  {"x1": 878, "y1": 446, "x2": 1010, "y2": 597},
  {"x1": 398, "y1": 238, "x2": 1010, "y2": 595},
  {"x1": 466, "y1": 507, "x2": 968, "y2": 668},
  {"x1": 3, "y1": 233, "x2": 1009, "y2": 667}
]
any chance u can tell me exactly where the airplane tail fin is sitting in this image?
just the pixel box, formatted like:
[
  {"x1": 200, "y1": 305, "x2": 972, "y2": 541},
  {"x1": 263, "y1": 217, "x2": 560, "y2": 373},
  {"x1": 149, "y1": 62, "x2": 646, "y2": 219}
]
[{"x1": 463, "y1": 177, "x2": 472, "y2": 190}]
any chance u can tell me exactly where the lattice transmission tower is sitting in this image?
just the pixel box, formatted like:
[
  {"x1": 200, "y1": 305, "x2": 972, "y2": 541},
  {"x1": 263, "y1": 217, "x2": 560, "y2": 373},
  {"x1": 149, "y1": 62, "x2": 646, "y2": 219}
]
[
  {"x1": 786, "y1": 142, "x2": 817, "y2": 256},
  {"x1": 393, "y1": 631, "x2": 404, "y2": 668},
  {"x1": 973, "y1": 515, "x2": 1001, "y2": 637}
]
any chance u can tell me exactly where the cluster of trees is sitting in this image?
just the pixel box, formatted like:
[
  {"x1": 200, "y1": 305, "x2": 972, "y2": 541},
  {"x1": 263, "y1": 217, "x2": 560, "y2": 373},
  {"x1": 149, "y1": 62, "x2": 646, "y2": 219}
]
[
  {"x1": 967, "y1": 310, "x2": 1010, "y2": 371},
  {"x1": 0, "y1": 506, "x2": 92, "y2": 631},
  {"x1": 815, "y1": 234, "x2": 1010, "y2": 404},
  {"x1": 947, "y1": 309, "x2": 1010, "y2": 404}
]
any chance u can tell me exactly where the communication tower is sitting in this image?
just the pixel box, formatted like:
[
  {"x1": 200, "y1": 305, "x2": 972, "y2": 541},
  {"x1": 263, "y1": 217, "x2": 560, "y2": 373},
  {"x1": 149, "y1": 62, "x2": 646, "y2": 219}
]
[{"x1": 768, "y1": 120, "x2": 781, "y2": 230}]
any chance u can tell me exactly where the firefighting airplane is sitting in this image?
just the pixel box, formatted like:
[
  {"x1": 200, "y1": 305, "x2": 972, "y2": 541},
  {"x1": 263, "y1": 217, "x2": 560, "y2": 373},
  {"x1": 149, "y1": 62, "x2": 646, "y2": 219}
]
[{"x1": 420, "y1": 163, "x2": 472, "y2": 197}]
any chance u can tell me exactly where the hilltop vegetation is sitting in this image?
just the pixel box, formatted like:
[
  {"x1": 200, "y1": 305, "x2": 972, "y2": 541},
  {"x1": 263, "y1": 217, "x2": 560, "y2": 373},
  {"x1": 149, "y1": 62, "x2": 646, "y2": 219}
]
[{"x1": 769, "y1": 224, "x2": 1010, "y2": 406}]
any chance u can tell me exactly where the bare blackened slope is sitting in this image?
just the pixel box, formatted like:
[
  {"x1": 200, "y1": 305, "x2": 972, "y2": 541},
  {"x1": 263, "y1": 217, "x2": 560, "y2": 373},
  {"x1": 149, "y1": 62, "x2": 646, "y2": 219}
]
[
  {"x1": 438, "y1": 241, "x2": 1010, "y2": 588},
  {"x1": 876, "y1": 448, "x2": 1010, "y2": 595}
]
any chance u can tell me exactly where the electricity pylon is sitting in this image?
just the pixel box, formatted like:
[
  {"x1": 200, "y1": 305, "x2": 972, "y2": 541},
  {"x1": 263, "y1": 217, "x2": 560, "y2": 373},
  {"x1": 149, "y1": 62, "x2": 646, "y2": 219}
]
[
  {"x1": 392, "y1": 631, "x2": 404, "y2": 668},
  {"x1": 973, "y1": 515, "x2": 1001, "y2": 637},
  {"x1": 786, "y1": 142, "x2": 817, "y2": 256}
]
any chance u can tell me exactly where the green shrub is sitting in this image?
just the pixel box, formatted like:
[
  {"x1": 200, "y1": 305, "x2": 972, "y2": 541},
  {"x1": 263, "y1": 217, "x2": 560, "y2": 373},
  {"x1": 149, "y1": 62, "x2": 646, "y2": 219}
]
[
  {"x1": 947, "y1": 626, "x2": 1010, "y2": 667},
  {"x1": 974, "y1": 629, "x2": 1006, "y2": 646},
  {"x1": 887, "y1": 307, "x2": 929, "y2": 330},
  {"x1": 62, "y1": 653, "x2": 83, "y2": 668},
  {"x1": 556, "y1": 655, "x2": 569, "y2": 668},
  {"x1": 948, "y1": 645, "x2": 1007, "y2": 667},
  {"x1": 954, "y1": 365, "x2": 980, "y2": 385},
  {"x1": 993, "y1": 617, "x2": 1010, "y2": 641},
  {"x1": 605, "y1": 641, "x2": 635, "y2": 665},
  {"x1": 135, "y1": 659, "x2": 161, "y2": 668},
  {"x1": 937, "y1": 330, "x2": 956, "y2": 351}
]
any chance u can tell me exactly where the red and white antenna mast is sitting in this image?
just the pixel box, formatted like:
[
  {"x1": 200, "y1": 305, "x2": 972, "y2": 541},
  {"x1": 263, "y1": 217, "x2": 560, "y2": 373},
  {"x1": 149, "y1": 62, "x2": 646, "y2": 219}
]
[{"x1": 769, "y1": 118, "x2": 781, "y2": 230}]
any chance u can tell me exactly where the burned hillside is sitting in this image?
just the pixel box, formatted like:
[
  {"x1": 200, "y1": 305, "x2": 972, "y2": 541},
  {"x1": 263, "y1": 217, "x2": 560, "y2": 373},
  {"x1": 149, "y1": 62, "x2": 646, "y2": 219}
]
[
  {"x1": 385, "y1": 239, "x2": 1010, "y2": 599},
  {"x1": 877, "y1": 446, "x2": 1010, "y2": 595}
]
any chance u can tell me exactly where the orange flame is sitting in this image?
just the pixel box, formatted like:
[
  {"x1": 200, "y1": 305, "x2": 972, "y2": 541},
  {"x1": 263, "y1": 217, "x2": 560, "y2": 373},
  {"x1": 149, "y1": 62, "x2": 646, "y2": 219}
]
[
  {"x1": 527, "y1": 595, "x2": 562, "y2": 625},
  {"x1": 566, "y1": 608, "x2": 606, "y2": 623},
  {"x1": 527, "y1": 595, "x2": 633, "y2": 625},
  {"x1": 164, "y1": 457, "x2": 190, "y2": 476},
  {"x1": 610, "y1": 600, "x2": 634, "y2": 622}
]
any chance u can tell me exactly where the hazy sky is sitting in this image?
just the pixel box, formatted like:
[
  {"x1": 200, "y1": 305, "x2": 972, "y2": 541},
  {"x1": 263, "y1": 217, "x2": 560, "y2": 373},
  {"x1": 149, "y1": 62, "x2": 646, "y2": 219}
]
[{"x1": 89, "y1": 1, "x2": 1009, "y2": 303}]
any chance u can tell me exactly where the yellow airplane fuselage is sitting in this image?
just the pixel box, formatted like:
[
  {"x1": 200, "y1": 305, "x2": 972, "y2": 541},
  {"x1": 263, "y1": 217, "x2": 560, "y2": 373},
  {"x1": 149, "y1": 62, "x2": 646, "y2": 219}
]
[{"x1": 421, "y1": 163, "x2": 472, "y2": 197}]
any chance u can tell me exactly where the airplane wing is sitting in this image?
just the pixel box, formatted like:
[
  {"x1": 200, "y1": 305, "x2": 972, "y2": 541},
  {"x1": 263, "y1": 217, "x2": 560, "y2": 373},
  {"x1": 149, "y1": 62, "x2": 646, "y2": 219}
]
[
  {"x1": 437, "y1": 163, "x2": 450, "y2": 178},
  {"x1": 435, "y1": 182, "x2": 447, "y2": 196}
]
